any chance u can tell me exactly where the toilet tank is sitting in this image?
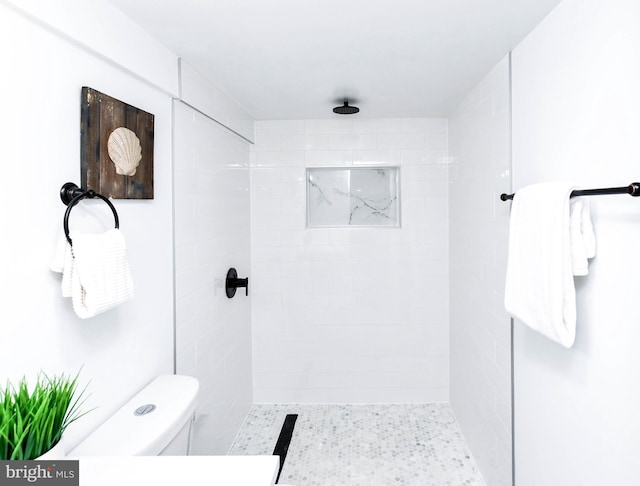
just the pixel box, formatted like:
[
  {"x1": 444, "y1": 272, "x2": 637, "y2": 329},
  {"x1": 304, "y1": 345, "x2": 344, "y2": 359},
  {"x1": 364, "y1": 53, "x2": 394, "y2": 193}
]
[{"x1": 69, "y1": 374, "x2": 199, "y2": 456}]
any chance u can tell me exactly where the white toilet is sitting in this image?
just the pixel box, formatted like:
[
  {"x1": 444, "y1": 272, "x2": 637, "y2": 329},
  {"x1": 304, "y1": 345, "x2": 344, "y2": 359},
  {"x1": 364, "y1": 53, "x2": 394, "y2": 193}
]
[{"x1": 69, "y1": 374, "x2": 199, "y2": 456}]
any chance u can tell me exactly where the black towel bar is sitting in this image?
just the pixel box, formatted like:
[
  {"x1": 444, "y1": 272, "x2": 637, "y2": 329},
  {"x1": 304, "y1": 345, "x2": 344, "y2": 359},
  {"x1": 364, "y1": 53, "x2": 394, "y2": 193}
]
[
  {"x1": 60, "y1": 182, "x2": 119, "y2": 245},
  {"x1": 500, "y1": 182, "x2": 640, "y2": 201}
]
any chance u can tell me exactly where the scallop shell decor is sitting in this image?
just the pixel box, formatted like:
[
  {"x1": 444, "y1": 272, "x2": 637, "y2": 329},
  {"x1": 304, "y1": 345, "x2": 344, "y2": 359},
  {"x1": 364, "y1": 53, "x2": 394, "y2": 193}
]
[{"x1": 107, "y1": 127, "x2": 143, "y2": 176}]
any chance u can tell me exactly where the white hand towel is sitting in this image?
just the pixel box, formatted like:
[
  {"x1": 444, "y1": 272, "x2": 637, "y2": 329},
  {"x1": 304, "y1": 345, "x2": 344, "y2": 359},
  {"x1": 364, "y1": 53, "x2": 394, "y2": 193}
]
[
  {"x1": 570, "y1": 199, "x2": 596, "y2": 276},
  {"x1": 51, "y1": 236, "x2": 74, "y2": 297},
  {"x1": 581, "y1": 200, "x2": 596, "y2": 258},
  {"x1": 51, "y1": 229, "x2": 134, "y2": 318},
  {"x1": 504, "y1": 182, "x2": 595, "y2": 348}
]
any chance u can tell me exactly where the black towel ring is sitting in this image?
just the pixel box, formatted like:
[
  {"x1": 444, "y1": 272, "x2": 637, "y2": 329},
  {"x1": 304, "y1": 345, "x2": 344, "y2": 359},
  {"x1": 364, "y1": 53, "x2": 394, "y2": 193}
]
[{"x1": 60, "y1": 182, "x2": 119, "y2": 245}]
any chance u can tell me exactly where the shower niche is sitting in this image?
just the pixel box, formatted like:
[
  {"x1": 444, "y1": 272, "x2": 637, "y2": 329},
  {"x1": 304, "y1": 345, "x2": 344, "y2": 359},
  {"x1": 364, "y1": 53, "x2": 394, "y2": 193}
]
[{"x1": 306, "y1": 166, "x2": 400, "y2": 228}]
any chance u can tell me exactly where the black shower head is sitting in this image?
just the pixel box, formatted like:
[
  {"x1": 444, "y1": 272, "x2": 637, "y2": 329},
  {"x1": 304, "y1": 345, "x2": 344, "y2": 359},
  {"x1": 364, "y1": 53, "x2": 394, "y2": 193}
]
[{"x1": 333, "y1": 100, "x2": 359, "y2": 115}]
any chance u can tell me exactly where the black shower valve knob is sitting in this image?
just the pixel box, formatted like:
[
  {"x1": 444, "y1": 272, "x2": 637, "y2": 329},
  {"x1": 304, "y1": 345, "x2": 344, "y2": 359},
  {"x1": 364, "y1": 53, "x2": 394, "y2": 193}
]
[{"x1": 225, "y1": 268, "x2": 248, "y2": 298}]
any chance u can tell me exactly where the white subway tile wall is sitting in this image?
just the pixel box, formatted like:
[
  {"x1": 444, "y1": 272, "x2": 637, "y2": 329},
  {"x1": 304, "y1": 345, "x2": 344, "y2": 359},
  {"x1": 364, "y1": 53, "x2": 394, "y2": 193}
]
[
  {"x1": 251, "y1": 118, "x2": 449, "y2": 403},
  {"x1": 173, "y1": 101, "x2": 253, "y2": 454},
  {"x1": 448, "y1": 56, "x2": 512, "y2": 486}
]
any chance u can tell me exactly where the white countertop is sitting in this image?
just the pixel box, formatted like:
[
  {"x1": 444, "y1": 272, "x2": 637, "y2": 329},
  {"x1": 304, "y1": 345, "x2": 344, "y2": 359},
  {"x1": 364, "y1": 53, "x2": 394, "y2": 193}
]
[{"x1": 77, "y1": 455, "x2": 280, "y2": 485}]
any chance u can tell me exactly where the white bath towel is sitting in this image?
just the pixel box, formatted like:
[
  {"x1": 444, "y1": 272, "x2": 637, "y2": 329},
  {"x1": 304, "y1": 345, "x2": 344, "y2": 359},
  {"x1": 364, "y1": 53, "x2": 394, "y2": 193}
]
[
  {"x1": 51, "y1": 229, "x2": 134, "y2": 319},
  {"x1": 504, "y1": 182, "x2": 596, "y2": 348}
]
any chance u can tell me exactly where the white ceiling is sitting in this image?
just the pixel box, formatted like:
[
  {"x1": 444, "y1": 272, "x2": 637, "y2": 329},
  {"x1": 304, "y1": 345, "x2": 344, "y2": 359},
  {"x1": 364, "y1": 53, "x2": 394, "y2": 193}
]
[{"x1": 108, "y1": 0, "x2": 562, "y2": 120}]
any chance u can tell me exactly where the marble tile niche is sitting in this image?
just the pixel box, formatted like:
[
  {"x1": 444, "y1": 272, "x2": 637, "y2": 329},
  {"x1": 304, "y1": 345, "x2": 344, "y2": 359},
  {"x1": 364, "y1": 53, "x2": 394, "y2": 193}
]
[{"x1": 306, "y1": 167, "x2": 400, "y2": 227}]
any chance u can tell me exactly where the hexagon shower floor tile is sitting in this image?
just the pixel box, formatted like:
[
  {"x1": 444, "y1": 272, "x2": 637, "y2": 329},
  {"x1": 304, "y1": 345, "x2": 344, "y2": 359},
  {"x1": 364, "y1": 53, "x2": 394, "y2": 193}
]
[{"x1": 228, "y1": 403, "x2": 486, "y2": 486}]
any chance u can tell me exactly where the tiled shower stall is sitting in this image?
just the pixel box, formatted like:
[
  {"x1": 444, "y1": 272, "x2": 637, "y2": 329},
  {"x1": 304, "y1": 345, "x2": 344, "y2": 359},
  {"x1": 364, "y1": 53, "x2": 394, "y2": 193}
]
[{"x1": 173, "y1": 103, "x2": 512, "y2": 483}]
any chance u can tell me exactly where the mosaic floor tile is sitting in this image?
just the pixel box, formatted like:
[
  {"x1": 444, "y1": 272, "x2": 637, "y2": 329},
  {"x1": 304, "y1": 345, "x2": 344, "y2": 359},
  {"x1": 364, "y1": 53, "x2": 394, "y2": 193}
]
[{"x1": 228, "y1": 403, "x2": 486, "y2": 486}]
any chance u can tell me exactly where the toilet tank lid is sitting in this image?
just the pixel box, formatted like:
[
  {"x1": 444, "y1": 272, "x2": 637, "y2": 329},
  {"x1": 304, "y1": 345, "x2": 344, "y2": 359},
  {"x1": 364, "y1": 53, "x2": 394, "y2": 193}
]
[{"x1": 69, "y1": 374, "x2": 199, "y2": 456}]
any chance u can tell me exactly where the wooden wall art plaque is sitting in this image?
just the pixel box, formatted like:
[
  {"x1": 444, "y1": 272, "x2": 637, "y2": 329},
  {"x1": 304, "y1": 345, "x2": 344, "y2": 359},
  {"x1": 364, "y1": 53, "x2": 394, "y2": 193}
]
[{"x1": 81, "y1": 87, "x2": 154, "y2": 199}]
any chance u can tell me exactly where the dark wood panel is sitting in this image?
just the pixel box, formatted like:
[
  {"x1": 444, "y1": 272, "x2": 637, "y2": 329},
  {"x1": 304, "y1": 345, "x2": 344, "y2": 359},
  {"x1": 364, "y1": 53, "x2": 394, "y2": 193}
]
[{"x1": 80, "y1": 87, "x2": 154, "y2": 199}]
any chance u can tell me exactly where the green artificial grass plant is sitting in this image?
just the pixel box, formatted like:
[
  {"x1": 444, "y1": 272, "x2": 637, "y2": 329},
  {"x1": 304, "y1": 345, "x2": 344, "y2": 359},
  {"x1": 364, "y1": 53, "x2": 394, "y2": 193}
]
[{"x1": 0, "y1": 371, "x2": 90, "y2": 460}]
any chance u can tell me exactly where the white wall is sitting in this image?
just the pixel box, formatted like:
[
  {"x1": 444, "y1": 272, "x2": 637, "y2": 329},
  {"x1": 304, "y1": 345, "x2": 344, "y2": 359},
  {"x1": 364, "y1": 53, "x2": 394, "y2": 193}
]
[
  {"x1": 511, "y1": 0, "x2": 640, "y2": 483},
  {"x1": 0, "y1": 1, "x2": 175, "y2": 449},
  {"x1": 250, "y1": 118, "x2": 450, "y2": 403},
  {"x1": 448, "y1": 56, "x2": 512, "y2": 486},
  {"x1": 173, "y1": 101, "x2": 253, "y2": 454},
  {"x1": 179, "y1": 61, "x2": 254, "y2": 143},
  {"x1": 3, "y1": 0, "x2": 178, "y2": 95},
  {"x1": 0, "y1": 0, "x2": 256, "y2": 455}
]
